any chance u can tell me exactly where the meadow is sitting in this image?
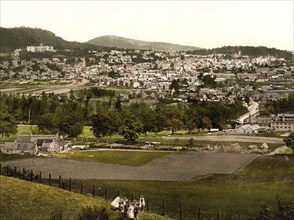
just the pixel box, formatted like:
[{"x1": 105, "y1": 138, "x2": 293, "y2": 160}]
[{"x1": 0, "y1": 176, "x2": 169, "y2": 220}]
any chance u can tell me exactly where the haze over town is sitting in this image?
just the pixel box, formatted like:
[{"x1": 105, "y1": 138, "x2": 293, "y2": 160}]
[{"x1": 1, "y1": 0, "x2": 293, "y2": 50}]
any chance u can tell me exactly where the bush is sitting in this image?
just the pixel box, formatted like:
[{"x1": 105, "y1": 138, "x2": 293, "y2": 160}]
[
  {"x1": 78, "y1": 206, "x2": 109, "y2": 220},
  {"x1": 258, "y1": 199, "x2": 294, "y2": 220}
]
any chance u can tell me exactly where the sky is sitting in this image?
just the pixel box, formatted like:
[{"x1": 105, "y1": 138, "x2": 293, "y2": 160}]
[{"x1": 0, "y1": 0, "x2": 293, "y2": 50}]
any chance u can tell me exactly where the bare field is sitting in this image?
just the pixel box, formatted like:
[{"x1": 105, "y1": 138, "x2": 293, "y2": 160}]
[
  {"x1": 164, "y1": 135, "x2": 284, "y2": 144},
  {"x1": 1, "y1": 152, "x2": 256, "y2": 181}
]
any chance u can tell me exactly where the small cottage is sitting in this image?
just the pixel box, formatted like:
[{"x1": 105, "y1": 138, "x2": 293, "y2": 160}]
[{"x1": 1, "y1": 142, "x2": 38, "y2": 155}]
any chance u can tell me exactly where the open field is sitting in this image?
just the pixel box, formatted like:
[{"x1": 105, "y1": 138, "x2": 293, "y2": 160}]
[
  {"x1": 1, "y1": 151, "x2": 256, "y2": 181},
  {"x1": 0, "y1": 176, "x2": 168, "y2": 220},
  {"x1": 1, "y1": 152, "x2": 293, "y2": 219},
  {"x1": 51, "y1": 150, "x2": 170, "y2": 166}
]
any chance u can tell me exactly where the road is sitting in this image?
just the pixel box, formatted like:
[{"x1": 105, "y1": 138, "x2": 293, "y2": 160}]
[{"x1": 237, "y1": 101, "x2": 259, "y2": 124}]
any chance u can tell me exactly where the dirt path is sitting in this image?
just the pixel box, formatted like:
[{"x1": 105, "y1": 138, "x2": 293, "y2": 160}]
[
  {"x1": 164, "y1": 135, "x2": 283, "y2": 144},
  {"x1": 1, "y1": 152, "x2": 256, "y2": 181}
]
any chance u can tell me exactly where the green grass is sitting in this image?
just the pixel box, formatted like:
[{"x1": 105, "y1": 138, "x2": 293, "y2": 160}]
[
  {"x1": 51, "y1": 150, "x2": 169, "y2": 166},
  {"x1": 0, "y1": 152, "x2": 36, "y2": 162},
  {"x1": 238, "y1": 155, "x2": 294, "y2": 181},
  {"x1": 0, "y1": 176, "x2": 169, "y2": 220},
  {"x1": 62, "y1": 155, "x2": 294, "y2": 219},
  {"x1": 72, "y1": 175, "x2": 294, "y2": 219},
  {"x1": 17, "y1": 124, "x2": 38, "y2": 134}
]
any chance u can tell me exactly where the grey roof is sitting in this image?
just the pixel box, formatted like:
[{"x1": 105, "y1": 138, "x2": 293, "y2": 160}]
[
  {"x1": 18, "y1": 142, "x2": 36, "y2": 151},
  {"x1": 16, "y1": 135, "x2": 31, "y2": 143},
  {"x1": 2, "y1": 142, "x2": 36, "y2": 151},
  {"x1": 3, "y1": 142, "x2": 18, "y2": 150}
]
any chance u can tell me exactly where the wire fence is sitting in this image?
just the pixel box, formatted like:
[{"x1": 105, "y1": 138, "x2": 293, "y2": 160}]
[{"x1": 0, "y1": 164, "x2": 251, "y2": 219}]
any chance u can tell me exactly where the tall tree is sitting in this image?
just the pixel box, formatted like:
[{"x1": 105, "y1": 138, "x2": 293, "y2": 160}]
[
  {"x1": 283, "y1": 133, "x2": 294, "y2": 153},
  {"x1": 119, "y1": 116, "x2": 143, "y2": 143},
  {"x1": 0, "y1": 111, "x2": 17, "y2": 137}
]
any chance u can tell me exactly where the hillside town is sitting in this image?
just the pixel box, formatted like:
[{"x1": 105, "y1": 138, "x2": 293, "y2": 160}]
[
  {"x1": 0, "y1": 44, "x2": 294, "y2": 157},
  {"x1": 1, "y1": 45, "x2": 293, "y2": 103}
]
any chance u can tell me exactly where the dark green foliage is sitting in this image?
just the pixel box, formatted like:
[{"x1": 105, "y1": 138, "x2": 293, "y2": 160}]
[
  {"x1": 119, "y1": 116, "x2": 143, "y2": 143},
  {"x1": 258, "y1": 199, "x2": 294, "y2": 220},
  {"x1": 0, "y1": 111, "x2": 17, "y2": 137},
  {"x1": 49, "y1": 210, "x2": 63, "y2": 220},
  {"x1": 261, "y1": 93, "x2": 294, "y2": 115},
  {"x1": 169, "y1": 79, "x2": 180, "y2": 96},
  {"x1": 91, "y1": 111, "x2": 121, "y2": 138},
  {"x1": 283, "y1": 133, "x2": 294, "y2": 152},
  {"x1": 0, "y1": 27, "x2": 106, "y2": 52},
  {"x1": 188, "y1": 46, "x2": 292, "y2": 60},
  {"x1": 78, "y1": 206, "x2": 109, "y2": 220}
]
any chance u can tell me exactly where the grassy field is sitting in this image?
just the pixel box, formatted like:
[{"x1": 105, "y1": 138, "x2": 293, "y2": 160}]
[
  {"x1": 238, "y1": 155, "x2": 294, "y2": 181},
  {"x1": 68, "y1": 155, "x2": 294, "y2": 219},
  {"x1": 1, "y1": 150, "x2": 293, "y2": 219},
  {"x1": 51, "y1": 151, "x2": 170, "y2": 166},
  {"x1": 0, "y1": 176, "x2": 169, "y2": 220}
]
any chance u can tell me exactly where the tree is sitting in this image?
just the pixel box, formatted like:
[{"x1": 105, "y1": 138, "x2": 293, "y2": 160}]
[
  {"x1": 258, "y1": 199, "x2": 294, "y2": 220},
  {"x1": 202, "y1": 117, "x2": 212, "y2": 131},
  {"x1": 55, "y1": 102, "x2": 84, "y2": 138},
  {"x1": 91, "y1": 112, "x2": 120, "y2": 138},
  {"x1": 283, "y1": 132, "x2": 294, "y2": 153},
  {"x1": 169, "y1": 79, "x2": 180, "y2": 96},
  {"x1": 168, "y1": 118, "x2": 183, "y2": 135},
  {"x1": 119, "y1": 116, "x2": 143, "y2": 143},
  {"x1": 0, "y1": 111, "x2": 17, "y2": 137}
]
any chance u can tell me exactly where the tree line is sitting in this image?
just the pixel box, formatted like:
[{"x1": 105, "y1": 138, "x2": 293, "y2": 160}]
[{"x1": 0, "y1": 88, "x2": 247, "y2": 141}]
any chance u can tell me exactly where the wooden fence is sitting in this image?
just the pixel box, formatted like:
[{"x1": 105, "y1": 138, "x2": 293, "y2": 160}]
[{"x1": 0, "y1": 164, "x2": 246, "y2": 220}]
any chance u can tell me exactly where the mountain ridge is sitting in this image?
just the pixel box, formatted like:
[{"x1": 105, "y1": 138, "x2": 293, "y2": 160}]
[
  {"x1": 0, "y1": 27, "x2": 109, "y2": 52},
  {"x1": 87, "y1": 35, "x2": 202, "y2": 51}
]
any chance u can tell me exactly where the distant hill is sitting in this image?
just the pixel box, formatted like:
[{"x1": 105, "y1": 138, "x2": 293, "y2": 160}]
[
  {"x1": 0, "y1": 27, "x2": 107, "y2": 52},
  {"x1": 87, "y1": 35, "x2": 201, "y2": 52}
]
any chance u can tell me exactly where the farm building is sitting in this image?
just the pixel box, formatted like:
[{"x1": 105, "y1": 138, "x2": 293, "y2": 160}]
[
  {"x1": 1, "y1": 134, "x2": 70, "y2": 155},
  {"x1": 1, "y1": 142, "x2": 38, "y2": 155}
]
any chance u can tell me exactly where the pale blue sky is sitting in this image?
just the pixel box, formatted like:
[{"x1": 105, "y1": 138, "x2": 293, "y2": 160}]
[{"x1": 1, "y1": 0, "x2": 293, "y2": 50}]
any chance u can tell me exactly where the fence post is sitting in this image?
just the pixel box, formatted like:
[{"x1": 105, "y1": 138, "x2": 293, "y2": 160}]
[
  {"x1": 198, "y1": 207, "x2": 201, "y2": 220},
  {"x1": 59, "y1": 175, "x2": 61, "y2": 188},
  {"x1": 105, "y1": 186, "x2": 108, "y2": 200},
  {"x1": 92, "y1": 185, "x2": 95, "y2": 197},
  {"x1": 30, "y1": 170, "x2": 33, "y2": 181},
  {"x1": 14, "y1": 166, "x2": 17, "y2": 177},
  {"x1": 162, "y1": 200, "x2": 165, "y2": 216},
  {"x1": 217, "y1": 210, "x2": 220, "y2": 220},
  {"x1": 80, "y1": 181, "x2": 83, "y2": 194},
  {"x1": 22, "y1": 168, "x2": 25, "y2": 179},
  {"x1": 39, "y1": 171, "x2": 42, "y2": 182},
  {"x1": 179, "y1": 203, "x2": 183, "y2": 220},
  {"x1": 69, "y1": 178, "x2": 71, "y2": 191},
  {"x1": 49, "y1": 173, "x2": 51, "y2": 186}
]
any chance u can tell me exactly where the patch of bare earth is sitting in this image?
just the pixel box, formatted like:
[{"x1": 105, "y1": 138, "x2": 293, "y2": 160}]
[
  {"x1": 164, "y1": 135, "x2": 283, "y2": 144},
  {"x1": 1, "y1": 152, "x2": 255, "y2": 181}
]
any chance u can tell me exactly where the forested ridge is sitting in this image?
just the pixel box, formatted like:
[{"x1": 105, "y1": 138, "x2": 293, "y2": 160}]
[{"x1": 0, "y1": 27, "x2": 107, "y2": 52}]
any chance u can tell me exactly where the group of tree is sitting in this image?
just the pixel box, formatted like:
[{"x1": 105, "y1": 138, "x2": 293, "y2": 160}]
[
  {"x1": 260, "y1": 93, "x2": 294, "y2": 115},
  {"x1": 187, "y1": 46, "x2": 292, "y2": 60},
  {"x1": 0, "y1": 89, "x2": 247, "y2": 141}
]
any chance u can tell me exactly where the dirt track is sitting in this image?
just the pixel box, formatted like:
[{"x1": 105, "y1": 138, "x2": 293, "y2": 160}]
[
  {"x1": 1, "y1": 152, "x2": 256, "y2": 181},
  {"x1": 164, "y1": 135, "x2": 284, "y2": 144}
]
